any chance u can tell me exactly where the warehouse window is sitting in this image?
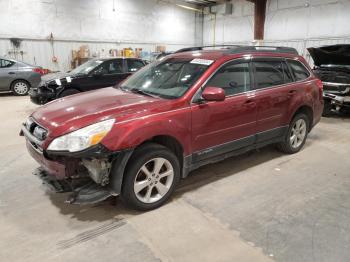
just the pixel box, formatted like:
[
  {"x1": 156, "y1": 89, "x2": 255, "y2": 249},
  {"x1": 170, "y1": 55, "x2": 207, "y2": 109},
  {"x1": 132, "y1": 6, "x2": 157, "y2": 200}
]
[
  {"x1": 253, "y1": 61, "x2": 292, "y2": 89},
  {"x1": 205, "y1": 62, "x2": 251, "y2": 96},
  {"x1": 288, "y1": 60, "x2": 310, "y2": 81}
]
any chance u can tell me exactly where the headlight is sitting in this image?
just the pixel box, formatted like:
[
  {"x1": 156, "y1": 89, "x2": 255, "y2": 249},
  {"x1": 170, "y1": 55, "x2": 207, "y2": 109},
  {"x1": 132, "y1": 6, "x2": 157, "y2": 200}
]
[{"x1": 47, "y1": 119, "x2": 115, "y2": 152}]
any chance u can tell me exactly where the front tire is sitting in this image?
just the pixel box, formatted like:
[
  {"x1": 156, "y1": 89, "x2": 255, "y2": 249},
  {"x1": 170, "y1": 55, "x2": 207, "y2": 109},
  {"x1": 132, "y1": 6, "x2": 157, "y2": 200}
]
[
  {"x1": 121, "y1": 143, "x2": 180, "y2": 211},
  {"x1": 322, "y1": 100, "x2": 333, "y2": 117},
  {"x1": 277, "y1": 113, "x2": 309, "y2": 154},
  {"x1": 11, "y1": 80, "x2": 29, "y2": 96}
]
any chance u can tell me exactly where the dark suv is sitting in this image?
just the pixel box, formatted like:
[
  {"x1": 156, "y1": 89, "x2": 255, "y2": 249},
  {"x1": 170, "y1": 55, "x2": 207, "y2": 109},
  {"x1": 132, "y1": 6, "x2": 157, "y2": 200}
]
[
  {"x1": 21, "y1": 46, "x2": 324, "y2": 210},
  {"x1": 29, "y1": 57, "x2": 146, "y2": 104}
]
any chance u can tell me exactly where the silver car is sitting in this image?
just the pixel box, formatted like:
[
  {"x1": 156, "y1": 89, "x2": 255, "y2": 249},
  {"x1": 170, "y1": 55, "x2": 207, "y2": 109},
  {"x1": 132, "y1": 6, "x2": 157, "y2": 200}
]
[{"x1": 0, "y1": 57, "x2": 42, "y2": 96}]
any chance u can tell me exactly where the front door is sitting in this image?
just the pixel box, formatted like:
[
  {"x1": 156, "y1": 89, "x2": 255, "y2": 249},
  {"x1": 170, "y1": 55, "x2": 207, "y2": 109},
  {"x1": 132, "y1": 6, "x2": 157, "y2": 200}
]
[
  {"x1": 191, "y1": 60, "x2": 257, "y2": 162},
  {"x1": 81, "y1": 59, "x2": 129, "y2": 91}
]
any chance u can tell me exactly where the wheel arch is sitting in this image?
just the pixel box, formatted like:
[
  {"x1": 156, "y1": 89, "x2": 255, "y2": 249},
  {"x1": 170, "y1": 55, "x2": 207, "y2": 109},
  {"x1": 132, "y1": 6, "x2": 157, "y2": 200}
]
[
  {"x1": 110, "y1": 135, "x2": 186, "y2": 196},
  {"x1": 11, "y1": 78, "x2": 31, "y2": 89},
  {"x1": 291, "y1": 105, "x2": 313, "y2": 131}
]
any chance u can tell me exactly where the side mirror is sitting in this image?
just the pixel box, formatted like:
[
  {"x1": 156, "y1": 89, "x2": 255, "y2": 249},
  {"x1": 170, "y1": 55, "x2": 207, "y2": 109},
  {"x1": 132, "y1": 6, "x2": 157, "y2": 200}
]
[{"x1": 202, "y1": 87, "x2": 225, "y2": 102}]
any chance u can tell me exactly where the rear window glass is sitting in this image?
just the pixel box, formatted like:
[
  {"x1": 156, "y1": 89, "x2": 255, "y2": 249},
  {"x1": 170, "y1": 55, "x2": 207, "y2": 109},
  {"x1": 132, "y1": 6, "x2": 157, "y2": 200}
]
[
  {"x1": 253, "y1": 61, "x2": 292, "y2": 89},
  {"x1": 288, "y1": 60, "x2": 310, "y2": 81}
]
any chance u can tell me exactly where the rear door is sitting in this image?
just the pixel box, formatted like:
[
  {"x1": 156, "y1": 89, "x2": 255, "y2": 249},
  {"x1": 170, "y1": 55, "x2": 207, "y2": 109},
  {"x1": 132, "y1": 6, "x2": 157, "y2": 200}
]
[
  {"x1": 126, "y1": 59, "x2": 146, "y2": 76},
  {"x1": 191, "y1": 60, "x2": 257, "y2": 162},
  {"x1": 251, "y1": 58, "x2": 295, "y2": 143},
  {"x1": 0, "y1": 59, "x2": 16, "y2": 91}
]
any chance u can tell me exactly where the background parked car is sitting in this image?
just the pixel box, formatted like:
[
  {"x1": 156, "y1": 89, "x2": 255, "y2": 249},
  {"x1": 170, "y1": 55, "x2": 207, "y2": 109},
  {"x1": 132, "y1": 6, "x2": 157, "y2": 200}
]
[
  {"x1": 0, "y1": 57, "x2": 42, "y2": 96},
  {"x1": 308, "y1": 44, "x2": 350, "y2": 116},
  {"x1": 29, "y1": 57, "x2": 147, "y2": 104}
]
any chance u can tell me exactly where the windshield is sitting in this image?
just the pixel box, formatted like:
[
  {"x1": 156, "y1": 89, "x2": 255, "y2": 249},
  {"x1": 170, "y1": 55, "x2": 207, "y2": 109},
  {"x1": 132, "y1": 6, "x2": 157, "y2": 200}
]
[
  {"x1": 119, "y1": 58, "x2": 210, "y2": 99},
  {"x1": 70, "y1": 59, "x2": 104, "y2": 75}
]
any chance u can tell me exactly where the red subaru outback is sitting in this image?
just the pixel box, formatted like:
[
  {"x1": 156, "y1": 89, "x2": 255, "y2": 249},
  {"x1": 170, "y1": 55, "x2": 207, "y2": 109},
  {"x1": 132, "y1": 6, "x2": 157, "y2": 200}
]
[{"x1": 21, "y1": 46, "x2": 324, "y2": 210}]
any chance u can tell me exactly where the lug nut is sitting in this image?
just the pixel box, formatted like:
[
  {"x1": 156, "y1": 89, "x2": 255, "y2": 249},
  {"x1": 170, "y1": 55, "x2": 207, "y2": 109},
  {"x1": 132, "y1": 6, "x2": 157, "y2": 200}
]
[{"x1": 148, "y1": 178, "x2": 151, "y2": 181}]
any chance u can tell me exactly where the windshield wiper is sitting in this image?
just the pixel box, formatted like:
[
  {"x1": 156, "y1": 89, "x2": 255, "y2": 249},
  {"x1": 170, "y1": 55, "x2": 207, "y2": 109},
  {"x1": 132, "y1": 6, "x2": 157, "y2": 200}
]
[{"x1": 129, "y1": 89, "x2": 159, "y2": 98}]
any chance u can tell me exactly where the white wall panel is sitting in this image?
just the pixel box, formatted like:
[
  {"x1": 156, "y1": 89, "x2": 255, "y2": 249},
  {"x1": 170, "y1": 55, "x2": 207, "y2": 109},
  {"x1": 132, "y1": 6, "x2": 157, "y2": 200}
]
[
  {"x1": 203, "y1": 0, "x2": 350, "y2": 63},
  {"x1": 0, "y1": 0, "x2": 198, "y2": 71}
]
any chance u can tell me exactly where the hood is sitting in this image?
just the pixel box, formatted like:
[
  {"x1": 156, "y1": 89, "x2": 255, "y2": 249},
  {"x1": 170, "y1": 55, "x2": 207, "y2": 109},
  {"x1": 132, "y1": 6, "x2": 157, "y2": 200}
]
[
  {"x1": 308, "y1": 45, "x2": 350, "y2": 67},
  {"x1": 32, "y1": 87, "x2": 167, "y2": 138},
  {"x1": 41, "y1": 72, "x2": 73, "y2": 82}
]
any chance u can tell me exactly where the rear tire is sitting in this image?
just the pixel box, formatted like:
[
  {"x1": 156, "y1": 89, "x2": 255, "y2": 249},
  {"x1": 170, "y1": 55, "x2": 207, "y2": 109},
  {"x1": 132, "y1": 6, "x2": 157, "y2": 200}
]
[
  {"x1": 277, "y1": 113, "x2": 309, "y2": 154},
  {"x1": 11, "y1": 80, "x2": 29, "y2": 96},
  {"x1": 58, "y1": 89, "x2": 80, "y2": 98},
  {"x1": 121, "y1": 143, "x2": 180, "y2": 211}
]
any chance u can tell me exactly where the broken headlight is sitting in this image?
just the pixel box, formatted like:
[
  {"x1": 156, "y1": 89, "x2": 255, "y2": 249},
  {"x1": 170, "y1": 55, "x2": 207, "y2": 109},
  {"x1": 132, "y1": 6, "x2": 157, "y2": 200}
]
[{"x1": 47, "y1": 119, "x2": 115, "y2": 152}]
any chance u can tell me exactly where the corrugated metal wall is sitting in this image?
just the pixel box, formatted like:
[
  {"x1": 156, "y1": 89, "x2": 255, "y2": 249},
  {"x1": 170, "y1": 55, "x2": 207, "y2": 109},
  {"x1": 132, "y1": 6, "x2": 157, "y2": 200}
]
[{"x1": 0, "y1": 38, "x2": 190, "y2": 72}]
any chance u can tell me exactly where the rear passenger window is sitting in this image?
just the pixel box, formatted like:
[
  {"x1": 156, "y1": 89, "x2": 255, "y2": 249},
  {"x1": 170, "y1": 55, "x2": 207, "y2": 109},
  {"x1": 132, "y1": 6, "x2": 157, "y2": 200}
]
[
  {"x1": 127, "y1": 60, "x2": 145, "y2": 72},
  {"x1": 205, "y1": 62, "x2": 251, "y2": 96},
  {"x1": 288, "y1": 60, "x2": 310, "y2": 81},
  {"x1": 253, "y1": 61, "x2": 292, "y2": 89}
]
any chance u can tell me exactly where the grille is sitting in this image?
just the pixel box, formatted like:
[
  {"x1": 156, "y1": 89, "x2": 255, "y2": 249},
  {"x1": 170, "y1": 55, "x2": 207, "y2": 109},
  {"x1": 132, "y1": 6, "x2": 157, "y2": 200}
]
[{"x1": 25, "y1": 117, "x2": 48, "y2": 141}]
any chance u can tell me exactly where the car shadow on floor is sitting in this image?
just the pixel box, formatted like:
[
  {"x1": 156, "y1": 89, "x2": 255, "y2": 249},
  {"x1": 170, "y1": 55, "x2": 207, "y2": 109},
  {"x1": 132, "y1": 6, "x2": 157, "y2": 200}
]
[{"x1": 46, "y1": 144, "x2": 291, "y2": 222}]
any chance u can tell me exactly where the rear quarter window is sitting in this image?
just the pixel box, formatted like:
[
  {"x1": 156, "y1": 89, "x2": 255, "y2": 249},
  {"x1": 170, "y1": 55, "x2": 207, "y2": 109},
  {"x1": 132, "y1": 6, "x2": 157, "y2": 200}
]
[
  {"x1": 288, "y1": 60, "x2": 310, "y2": 81},
  {"x1": 0, "y1": 59, "x2": 14, "y2": 68}
]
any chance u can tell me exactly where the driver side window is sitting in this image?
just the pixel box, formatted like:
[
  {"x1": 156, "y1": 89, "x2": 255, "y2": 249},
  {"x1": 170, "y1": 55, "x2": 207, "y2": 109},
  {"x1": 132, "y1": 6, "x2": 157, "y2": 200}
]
[{"x1": 205, "y1": 62, "x2": 251, "y2": 96}]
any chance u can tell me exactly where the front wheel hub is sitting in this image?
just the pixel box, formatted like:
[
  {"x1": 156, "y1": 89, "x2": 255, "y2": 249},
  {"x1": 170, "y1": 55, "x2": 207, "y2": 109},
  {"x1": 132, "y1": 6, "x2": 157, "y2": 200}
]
[{"x1": 133, "y1": 157, "x2": 174, "y2": 204}]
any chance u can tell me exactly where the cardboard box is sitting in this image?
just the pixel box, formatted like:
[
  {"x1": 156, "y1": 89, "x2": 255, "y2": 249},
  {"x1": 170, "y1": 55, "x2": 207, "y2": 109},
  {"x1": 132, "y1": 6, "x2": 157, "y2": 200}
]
[
  {"x1": 156, "y1": 45, "x2": 166, "y2": 53},
  {"x1": 78, "y1": 45, "x2": 90, "y2": 58}
]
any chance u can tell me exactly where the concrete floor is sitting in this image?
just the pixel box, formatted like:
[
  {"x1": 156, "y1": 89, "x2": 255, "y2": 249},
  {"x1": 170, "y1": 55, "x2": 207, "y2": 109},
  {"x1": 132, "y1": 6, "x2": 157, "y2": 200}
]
[{"x1": 1, "y1": 94, "x2": 350, "y2": 262}]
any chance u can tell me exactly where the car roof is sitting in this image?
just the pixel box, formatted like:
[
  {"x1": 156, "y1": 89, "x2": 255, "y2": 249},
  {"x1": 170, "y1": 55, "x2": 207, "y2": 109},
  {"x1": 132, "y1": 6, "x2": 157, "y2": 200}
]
[
  {"x1": 92, "y1": 57, "x2": 144, "y2": 61},
  {"x1": 0, "y1": 57, "x2": 16, "y2": 62}
]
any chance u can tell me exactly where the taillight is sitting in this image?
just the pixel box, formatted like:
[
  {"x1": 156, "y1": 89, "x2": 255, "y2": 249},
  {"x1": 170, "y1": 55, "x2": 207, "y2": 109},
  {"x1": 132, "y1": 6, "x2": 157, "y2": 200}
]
[
  {"x1": 33, "y1": 68, "x2": 44, "y2": 76},
  {"x1": 315, "y1": 79, "x2": 323, "y2": 100}
]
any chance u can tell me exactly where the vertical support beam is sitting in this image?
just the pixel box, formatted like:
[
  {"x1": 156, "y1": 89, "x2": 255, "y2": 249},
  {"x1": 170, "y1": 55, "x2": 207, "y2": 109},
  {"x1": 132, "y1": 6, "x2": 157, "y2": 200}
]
[{"x1": 253, "y1": 0, "x2": 267, "y2": 40}]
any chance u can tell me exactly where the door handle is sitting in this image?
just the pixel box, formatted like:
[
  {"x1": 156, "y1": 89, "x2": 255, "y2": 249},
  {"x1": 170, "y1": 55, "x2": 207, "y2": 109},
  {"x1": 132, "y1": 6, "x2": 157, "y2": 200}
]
[
  {"x1": 243, "y1": 99, "x2": 256, "y2": 106},
  {"x1": 288, "y1": 90, "x2": 297, "y2": 96},
  {"x1": 8, "y1": 72, "x2": 15, "y2": 75}
]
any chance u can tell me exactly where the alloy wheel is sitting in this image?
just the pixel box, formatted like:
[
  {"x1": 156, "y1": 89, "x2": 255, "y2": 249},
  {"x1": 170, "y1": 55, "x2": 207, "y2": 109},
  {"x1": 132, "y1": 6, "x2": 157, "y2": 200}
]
[
  {"x1": 133, "y1": 157, "x2": 174, "y2": 204},
  {"x1": 290, "y1": 119, "x2": 307, "y2": 149}
]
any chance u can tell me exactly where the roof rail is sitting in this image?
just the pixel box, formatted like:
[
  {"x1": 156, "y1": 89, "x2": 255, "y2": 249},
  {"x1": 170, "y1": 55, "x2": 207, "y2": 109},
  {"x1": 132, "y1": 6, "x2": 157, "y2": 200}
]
[
  {"x1": 174, "y1": 45, "x2": 298, "y2": 55},
  {"x1": 174, "y1": 45, "x2": 240, "y2": 53}
]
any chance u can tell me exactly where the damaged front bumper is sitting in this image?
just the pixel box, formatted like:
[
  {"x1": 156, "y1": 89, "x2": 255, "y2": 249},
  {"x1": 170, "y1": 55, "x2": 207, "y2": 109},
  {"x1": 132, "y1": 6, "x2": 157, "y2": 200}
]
[
  {"x1": 29, "y1": 87, "x2": 56, "y2": 105},
  {"x1": 323, "y1": 82, "x2": 350, "y2": 113},
  {"x1": 22, "y1": 125, "x2": 133, "y2": 205}
]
